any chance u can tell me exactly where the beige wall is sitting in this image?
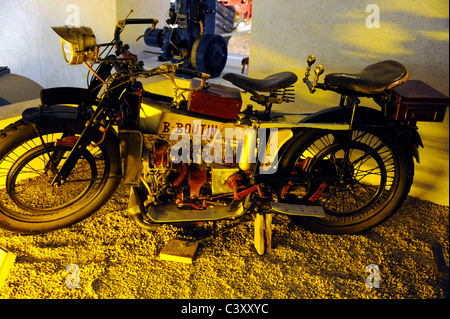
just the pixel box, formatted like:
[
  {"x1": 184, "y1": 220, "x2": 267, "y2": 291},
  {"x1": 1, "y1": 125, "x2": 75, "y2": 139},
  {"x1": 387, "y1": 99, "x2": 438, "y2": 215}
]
[
  {"x1": 0, "y1": 0, "x2": 166, "y2": 88},
  {"x1": 248, "y1": 0, "x2": 449, "y2": 205},
  {"x1": 0, "y1": 0, "x2": 117, "y2": 88}
]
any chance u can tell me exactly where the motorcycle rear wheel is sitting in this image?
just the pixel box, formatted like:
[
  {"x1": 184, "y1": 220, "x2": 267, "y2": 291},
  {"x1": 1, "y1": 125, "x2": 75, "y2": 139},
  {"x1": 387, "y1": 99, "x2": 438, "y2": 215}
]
[
  {"x1": 280, "y1": 128, "x2": 414, "y2": 234},
  {"x1": 0, "y1": 119, "x2": 121, "y2": 233}
]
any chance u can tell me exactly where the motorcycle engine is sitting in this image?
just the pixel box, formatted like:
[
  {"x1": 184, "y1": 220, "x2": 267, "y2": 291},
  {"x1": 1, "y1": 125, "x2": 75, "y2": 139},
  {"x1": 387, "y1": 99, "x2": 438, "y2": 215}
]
[
  {"x1": 141, "y1": 138, "x2": 177, "y2": 204},
  {"x1": 141, "y1": 135, "x2": 241, "y2": 208}
]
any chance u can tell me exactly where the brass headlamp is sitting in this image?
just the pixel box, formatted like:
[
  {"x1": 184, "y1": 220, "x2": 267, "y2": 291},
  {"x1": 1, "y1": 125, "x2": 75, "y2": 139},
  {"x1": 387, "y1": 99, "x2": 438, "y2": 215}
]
[{"x1": 52, "y1": 26, "x2": 98, "y2": 65}]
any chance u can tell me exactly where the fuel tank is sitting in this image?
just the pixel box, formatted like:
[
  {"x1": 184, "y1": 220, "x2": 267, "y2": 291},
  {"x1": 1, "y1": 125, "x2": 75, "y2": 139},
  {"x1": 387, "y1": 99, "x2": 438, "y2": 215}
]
[{"x1": 138, "y1": 96, "x2": 227, "y2": 136}]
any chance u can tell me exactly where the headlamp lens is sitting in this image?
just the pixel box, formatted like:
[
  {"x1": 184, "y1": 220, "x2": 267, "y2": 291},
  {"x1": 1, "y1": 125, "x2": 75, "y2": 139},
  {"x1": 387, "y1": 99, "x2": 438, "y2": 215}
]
[
  {"x1": 62, "y1": 40, "x2": 74, "y2": 64},
  {"x1": 52, "y1": 26, "x2": 97, "y2": 65}
]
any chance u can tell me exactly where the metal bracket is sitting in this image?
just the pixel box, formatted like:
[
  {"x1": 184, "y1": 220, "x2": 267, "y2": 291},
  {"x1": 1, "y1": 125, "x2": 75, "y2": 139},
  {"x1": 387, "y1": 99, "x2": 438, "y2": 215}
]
[{"x1": 119, "y1": 130, "x2": 143, "y2": 186}]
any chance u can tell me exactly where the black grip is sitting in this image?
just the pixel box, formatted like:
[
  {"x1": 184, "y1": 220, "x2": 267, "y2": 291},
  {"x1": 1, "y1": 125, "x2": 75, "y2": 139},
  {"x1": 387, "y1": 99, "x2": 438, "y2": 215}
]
[
  {"x1": 175, "y1": 68, "x2": 205, "y2": 79},
  {"x1": 123, "y1": 18, "x2": 157, "y2": 25},
  {"x1": 114, "y1": 19, "x2": 157, "y2": 42}
]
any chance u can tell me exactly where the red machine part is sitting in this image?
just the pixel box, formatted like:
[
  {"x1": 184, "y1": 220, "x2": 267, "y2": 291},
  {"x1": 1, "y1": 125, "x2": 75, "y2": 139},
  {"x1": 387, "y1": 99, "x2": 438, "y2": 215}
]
[
  {"x1": 153, "y1": 144, "x2": 170, "y2": 166},
  {"x1": 188, "y1": 165, "x2": 208, "y2": 197},
  {"x1": 175, "y1": 198, "x2": 207, "y2": 209},
  {"x1": 189, "y1": 80, "x2": 242, "y2": 120},
  {"x1": 226, "y1": 173, "x2": 263, "y2": 200},
  {"x1": 54, "y1": 136, "x2": 80, "y2": 148},
  {"x1": 280, "y1": 158, "x2": 311, "y2": 198},
  {"x1": 219, "y1": 0, "x2": 252, "y2": 20},
  {"x1": 173, "y1": 163, "x2": 188, "y2": 187},
  {"x1": 226, "y1": 173, "x2": 245, "y2": 194},
  {"x1": 309, "y1": 182, "x2": 328, "y2": 202}
]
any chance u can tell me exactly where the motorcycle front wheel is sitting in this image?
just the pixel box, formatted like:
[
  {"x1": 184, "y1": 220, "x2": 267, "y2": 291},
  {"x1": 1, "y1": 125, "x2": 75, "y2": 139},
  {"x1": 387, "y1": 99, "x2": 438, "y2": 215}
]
[
  {"x1": 0, "y1": 119, "x2": 121, "y2": 233},
  {"x1": 279, "y1": 128, "x2": 414, "y2": 234}
]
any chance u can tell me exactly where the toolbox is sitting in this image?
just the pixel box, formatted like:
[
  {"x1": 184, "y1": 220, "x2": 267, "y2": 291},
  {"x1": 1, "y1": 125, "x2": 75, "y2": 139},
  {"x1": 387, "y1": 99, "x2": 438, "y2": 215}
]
[
  {"x1": 188, "y1": 80, "x2": 242, "y2": 120},
  {"x1": 388, "y1": 80, "x2": 448, "y2": 125}
]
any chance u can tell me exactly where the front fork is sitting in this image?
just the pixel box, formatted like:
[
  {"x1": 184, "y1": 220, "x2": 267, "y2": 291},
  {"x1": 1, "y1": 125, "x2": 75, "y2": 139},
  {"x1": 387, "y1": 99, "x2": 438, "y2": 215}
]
[{"x1": 49, "y1": 106, "x2": 110, "y2": 185}]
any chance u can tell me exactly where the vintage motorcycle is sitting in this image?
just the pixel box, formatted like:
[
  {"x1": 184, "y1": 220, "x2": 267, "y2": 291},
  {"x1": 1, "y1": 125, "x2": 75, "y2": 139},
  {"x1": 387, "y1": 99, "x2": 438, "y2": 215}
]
[{"x1": 0, "y1": 17, "x2": 444, "y2": 253}]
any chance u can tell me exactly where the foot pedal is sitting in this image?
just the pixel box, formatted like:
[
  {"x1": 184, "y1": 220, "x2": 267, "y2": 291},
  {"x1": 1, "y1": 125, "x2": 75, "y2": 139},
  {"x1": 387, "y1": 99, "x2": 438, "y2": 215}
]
[{"x1": 270, "y1": 202, "x2": 326, "y2": 217}]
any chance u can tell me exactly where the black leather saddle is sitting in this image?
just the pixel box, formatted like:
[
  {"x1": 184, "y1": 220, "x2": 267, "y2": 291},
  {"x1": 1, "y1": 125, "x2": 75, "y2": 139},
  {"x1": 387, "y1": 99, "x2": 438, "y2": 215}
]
[
  {"x1": 324, "y1": 60, "x2": 408, "y2": 95},
  {"x1": 223, "y1": 71, "x2": 298, "y2": 93}
]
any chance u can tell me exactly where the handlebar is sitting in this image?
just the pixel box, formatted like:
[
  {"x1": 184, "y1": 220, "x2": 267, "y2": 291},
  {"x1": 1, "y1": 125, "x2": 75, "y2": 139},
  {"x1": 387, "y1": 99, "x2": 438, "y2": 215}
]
[
  {"x1": 114, "y1": 18, "x2": 159, "y2": 51},
  {"x1": 87, "y1": 15, "x2": 212, "y2": 92},
  {"x1": 127, "y1": 64, "x2": 210, "y2": 86},
  {"x1": 121, "y1": 18, "x2": 159, "y2": 25},
  {"x1": 175, "y1": 68, "x2": 210, "y2": 81}
]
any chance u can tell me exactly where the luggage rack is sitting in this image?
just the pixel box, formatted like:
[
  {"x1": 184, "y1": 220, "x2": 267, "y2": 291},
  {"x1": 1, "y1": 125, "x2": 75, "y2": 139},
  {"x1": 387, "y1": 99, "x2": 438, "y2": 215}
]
[{"x1": 376, "y1": 80, "x2": 449, "y2": 126}]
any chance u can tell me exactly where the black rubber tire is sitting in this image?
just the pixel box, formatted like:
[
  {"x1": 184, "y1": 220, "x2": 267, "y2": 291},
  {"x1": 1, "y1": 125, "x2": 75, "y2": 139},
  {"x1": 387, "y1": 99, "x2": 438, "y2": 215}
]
[
  {"x1": 216, "y1": 2, "x2": 235, "y2": 38},
  {"x1": 280, "y1": 128, "x2": 414, "y2": 234},
  {"x1": 0, "y1": 119, "x2": 121, "y2": 233}
]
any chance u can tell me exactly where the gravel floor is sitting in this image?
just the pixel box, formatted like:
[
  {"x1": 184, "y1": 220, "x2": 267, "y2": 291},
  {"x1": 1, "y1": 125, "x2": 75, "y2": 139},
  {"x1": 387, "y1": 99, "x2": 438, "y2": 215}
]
[{"x1": 0, "y1": 182, "x2": 448, "y2": 300}]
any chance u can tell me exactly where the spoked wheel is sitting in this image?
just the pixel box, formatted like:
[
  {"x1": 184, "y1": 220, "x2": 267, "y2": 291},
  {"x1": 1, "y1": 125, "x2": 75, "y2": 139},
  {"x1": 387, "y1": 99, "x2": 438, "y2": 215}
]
[
  {"x1": 281, "y1": 128, "x2": 414, "y2": 234},
  {"x1": 6, "y1": 144, "x2": 99, "y2": 214},
  {"x1": 307, "y1": 140, "x2": 388, "y2": 214},
  {"x1": 0, "y1": 119, "x2": 121, "y2": 233}
]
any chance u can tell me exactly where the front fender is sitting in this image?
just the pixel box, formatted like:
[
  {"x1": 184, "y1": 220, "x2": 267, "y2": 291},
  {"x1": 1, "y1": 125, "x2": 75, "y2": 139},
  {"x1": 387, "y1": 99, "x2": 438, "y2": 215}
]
[
  {"x1": 22, "y1": 87, "x2": 95, "y2": 125},
  {"x1": 22, "y1": 104, "x2": 89, "y2": 125},
  {"x1": 20, "y1": 95, "x2": 119, "y2": 148}
]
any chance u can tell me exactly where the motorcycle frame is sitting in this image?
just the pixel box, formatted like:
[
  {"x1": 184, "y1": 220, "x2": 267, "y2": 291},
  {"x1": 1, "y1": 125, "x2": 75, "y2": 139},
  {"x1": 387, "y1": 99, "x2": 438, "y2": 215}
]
[
  {"x1": 16, "y1": 69, "x2": 423, "y2": 246},
  {"x1": 19, "y1": 21, "x2": 424, "y2": 214},
  {"x1": 25, "y1": 18, "x2": 424, "y2": 193},
  {"x1": 21, "y1": 82, "x2": 423, "y2": 191}
]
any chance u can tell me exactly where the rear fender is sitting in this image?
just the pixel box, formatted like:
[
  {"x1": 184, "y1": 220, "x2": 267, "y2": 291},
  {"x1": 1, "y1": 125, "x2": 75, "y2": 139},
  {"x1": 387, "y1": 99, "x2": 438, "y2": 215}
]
[{"x1": 277, "y1": 106, "x2": 422, "y2": 170}]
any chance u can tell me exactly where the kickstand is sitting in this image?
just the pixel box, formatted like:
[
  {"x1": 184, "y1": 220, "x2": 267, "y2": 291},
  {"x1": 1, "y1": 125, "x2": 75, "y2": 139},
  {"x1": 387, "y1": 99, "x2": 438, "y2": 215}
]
[
  {"x1": 183, "y1": 214, "x2": 252, "y2": 246},
  {"x1": 254, "y1": 213, "x2": 273, "y2": 255}
]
